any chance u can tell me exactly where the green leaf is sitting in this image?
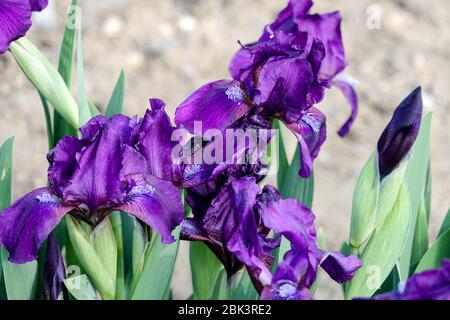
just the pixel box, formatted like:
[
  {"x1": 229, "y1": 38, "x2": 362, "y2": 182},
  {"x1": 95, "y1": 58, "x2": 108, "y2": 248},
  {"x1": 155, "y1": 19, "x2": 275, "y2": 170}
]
[
  {"x1": 92, "y1": 219, "x2": 117, "y2": 291},
  {"x1": 437, "y1": 209, "x2": 450, "y2": 238},
  {"x1": 130, "y1": 228, "x2": 180, "y2": 300},
  {"x1": 415, "y1": 229, "x2": 450, "y2": 273},
  {"x1": 349, "y1": 153, "x2": 380, "y2": 248},
  {"x1": 277, "y1": 145, "x2": 314, "y2": 262},
  {"x1": 76, "y1": 25, "x2": 91, "y2": 125},
  {"x1": 54, "y1": 0, "x2": 78, "y2": 145},
  {"x1": 110, "y1": 212, "x2": 125, "y2": 299},
  {"x1": 190, "y1": 241, "x2": 224, "y2": 300},
  {"x1": 0, "y1": 137, "x2": 38, "y2": 300},
  {"x1": 398, "y1": 112, "x2": 432, "y2": 280},
  {"x1": 131, "y1": 218, "x2": 147, "y2": 282},
  {"x1": 410, "y1": 197, "x2": 429, "y2": 266},
  {"x1": 64, "y1": 274, "x2": 97, "y2": 300},
  {"x1": 345, "y1": 182, "x2": 411, "y2": 299},
  {"x1": 66, "y1": 216, "x2": 115, "y2": 300},
  {"x1": 273, "y1": 120, "x2": 288, "y2": 189},
  {"x1": 232, "y1": 270, "x2": 258, "y2": 300},
  {"x1": 311, "y1": 228, "x2": 326, "y2": 296},
  {"x1": 105, "y1": 70, "x2": 125, "y2": 118}
]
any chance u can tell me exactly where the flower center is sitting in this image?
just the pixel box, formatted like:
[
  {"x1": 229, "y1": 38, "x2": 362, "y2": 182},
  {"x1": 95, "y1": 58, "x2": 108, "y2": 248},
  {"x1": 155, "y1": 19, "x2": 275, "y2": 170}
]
[
  {"x1": 128, "y1": 184, "x2": 156, "y2": 197},
  {"x1": 278, "y1": 283, "x2": 297, "y2": 299},
  {"x1": 184, "y1": 164, "x2": 202, "y2": 178},
  {"x1": 225, "y1": 84, "x2": 245, "y2": 102},
  {"x1": 36, "y1": 193, "x2": 61, "y2": 204}
]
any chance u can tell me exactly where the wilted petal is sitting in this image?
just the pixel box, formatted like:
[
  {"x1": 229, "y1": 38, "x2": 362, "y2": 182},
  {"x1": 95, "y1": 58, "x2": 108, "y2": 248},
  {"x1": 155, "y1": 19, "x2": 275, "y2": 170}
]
[
  {"x1": 334, "y1": 77, "x2": 359, "y2": 137},
  {"x1": 117, "y1": 174, "x2": 183, "y2": 244},
  {"x1": 285, "y1": 107, "x2": 327, "y2": 177},
  {"x1": 257, "y1": 56, "x2": 314, "y2": 122},
  {"x1": 44, "y1": 233, "x2": 65, "y2": 300},
  {"x1": 377, "y1": 87, "x2": 423, "y2": 179},
  {"x1": 0, "y1": 188, "x2": 73, "y2": 263},
  {"x1": 174, "y1": 80, "x2": 253, "y2": 134},
  {"x1": 320, "y1": 251, "x2": 362, "y2": 284},
  {"x1": 0, "y1": 0, "x2": 32, "y2": 54}
]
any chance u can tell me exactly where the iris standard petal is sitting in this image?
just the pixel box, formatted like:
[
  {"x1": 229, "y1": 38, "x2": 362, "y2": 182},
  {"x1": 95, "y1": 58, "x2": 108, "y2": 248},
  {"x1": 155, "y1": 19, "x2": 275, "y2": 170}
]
[
  {"x1": 117, "y1": 174, "x2": 183, "y2": 244},
  {"x1": 0, "y1": 0, "x2": 32, "y2": 54},
  {"x1": 257, "y1": 56, "x2": 314, "y2": 122},
  {"x1": 0, "y1": 188, "x2": 73, "y2": 263},
  {"x1": 174, "y1": 80, "x2": 253, "y2": 134}
]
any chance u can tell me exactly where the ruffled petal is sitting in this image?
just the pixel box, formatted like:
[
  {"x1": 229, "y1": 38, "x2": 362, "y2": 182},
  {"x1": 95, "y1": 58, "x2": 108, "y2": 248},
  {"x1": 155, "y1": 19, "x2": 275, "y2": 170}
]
[
  {"x1": 0, "y1": 0, "x2": 32, "y2": 54},
  {"x1": 174, "y1": 80, "x2": 253, "y2": 134},
  {"x1": 117, "y1": 174, "x2": 183, "y2": 244},
  {"x1": 285, "y1": 107, "x2": 327, "y2": 177},
  {"x1": 257, "y1": 56, "x2": 314, "y2": 122},
  {"x1": 0, "y1": 188, "x2": 73, "y2": 263}
]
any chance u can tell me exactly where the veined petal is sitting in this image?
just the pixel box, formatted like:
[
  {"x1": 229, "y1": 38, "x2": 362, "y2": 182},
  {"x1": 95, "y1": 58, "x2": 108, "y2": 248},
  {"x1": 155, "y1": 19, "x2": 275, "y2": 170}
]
[
  {"x1": 117, "y1": 174, "x2": 183, "y2": 244},
  {"x1": 0, "y1": 0, "x2": 32, "y2": 54},
  {"x1": 257, "y1": 56, "x2": 314, "y2": 122},
  {"x1": 285, "y1": 107, "x2": 327, "y2": 177},
  {"x1": 174, "y1": 80, "x2": 253, "y2": 134},
  {"x1": 0, "y1": 188, "x2": 73, "y2": 263}
]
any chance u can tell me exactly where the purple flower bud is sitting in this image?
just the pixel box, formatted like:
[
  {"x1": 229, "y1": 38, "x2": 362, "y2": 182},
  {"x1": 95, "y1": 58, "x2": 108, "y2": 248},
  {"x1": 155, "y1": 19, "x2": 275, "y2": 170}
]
[{"x1": 377, "y1": 87, "x2": 423, "y2": 179}]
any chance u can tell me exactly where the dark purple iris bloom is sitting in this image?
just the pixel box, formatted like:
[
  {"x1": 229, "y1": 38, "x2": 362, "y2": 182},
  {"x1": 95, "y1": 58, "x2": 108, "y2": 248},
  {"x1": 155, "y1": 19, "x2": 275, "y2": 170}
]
[
  {"x1": 259, "y1": 199, "x2": 362, "y2": 300},
  {"x1": 175, "y1": 0, "x2": 357, "y2": 178},
  {"x1": 182, "y1": 175, "x2": 361, "y2": 297},
  {"x1": 0, "y1": 0, "x2": 48, "y2": 54},
  {"x1": 0, "y1": 114, "x2": 183, "y2": 263},
  {"x1": 377, "y1": 87, "x2": 423, "y2": 179},
  {"x1": 364, "y1": 260, "x2": 450, "y2": 300}
]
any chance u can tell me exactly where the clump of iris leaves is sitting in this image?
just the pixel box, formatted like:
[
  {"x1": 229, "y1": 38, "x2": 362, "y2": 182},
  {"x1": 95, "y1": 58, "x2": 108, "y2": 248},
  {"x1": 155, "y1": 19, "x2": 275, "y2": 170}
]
[{"x1": 0, "y1": 0, "x2": 449, "y2": 301}]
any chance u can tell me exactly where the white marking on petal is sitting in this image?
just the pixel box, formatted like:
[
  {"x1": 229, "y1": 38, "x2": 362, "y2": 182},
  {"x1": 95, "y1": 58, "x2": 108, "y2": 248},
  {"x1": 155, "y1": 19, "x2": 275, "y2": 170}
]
[
  {"x1": 184, "y1": 164, "x2": 202, "y2": 178},
  {"x1": 278, "y1": 283, "x2": 297, "y2": 299},
  {"x1": 36, "y1": 193, "x2": 61, "y2": 204},
  {"x1": 302, "y1": 113, "x2": 321, "y2": 133},
  {"x1": 225, "y1": 84, "x2": 245, "y2": 102},
  {"x1": 128, "y1": 184, "x2": 156, "y2": 197}
]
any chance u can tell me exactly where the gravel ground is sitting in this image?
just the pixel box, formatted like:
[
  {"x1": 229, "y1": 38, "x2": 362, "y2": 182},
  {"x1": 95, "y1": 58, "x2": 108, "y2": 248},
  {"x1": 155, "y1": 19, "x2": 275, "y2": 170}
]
[{"x1": 0, "y1": 0, "x2": 449, "y2": 299}]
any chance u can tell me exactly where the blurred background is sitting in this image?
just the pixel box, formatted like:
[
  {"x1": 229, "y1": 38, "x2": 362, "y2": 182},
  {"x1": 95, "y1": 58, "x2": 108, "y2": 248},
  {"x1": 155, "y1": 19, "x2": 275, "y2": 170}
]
[{"x1": 0, "y1": 0, "x2": 449, "y2": 299}]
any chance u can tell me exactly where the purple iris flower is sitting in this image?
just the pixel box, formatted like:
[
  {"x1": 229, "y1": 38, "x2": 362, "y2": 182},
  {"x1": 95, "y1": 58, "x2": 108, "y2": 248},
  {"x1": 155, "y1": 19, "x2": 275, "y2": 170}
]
[
  {"x1": 377, "y1": 87, "x2": 423, "y2": 179},
  {"x1": 364, "y1": 260, "x2": 450, "y2": 300},
  {"x1": 259, "y1": 199, "x2": 362, "y2": 300},
  {"x1": 181, "y1": 175, "x2": 361, "y2": 297},
  {"x1": 175, "y1": 0, "x2": 357, "y2": 178},
  {"x1": 0, "y1": 0, "x2": 48, "y2": 54},
  {"x1": 0, "y1": 114, "x2": 183, "y2": 263}
]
